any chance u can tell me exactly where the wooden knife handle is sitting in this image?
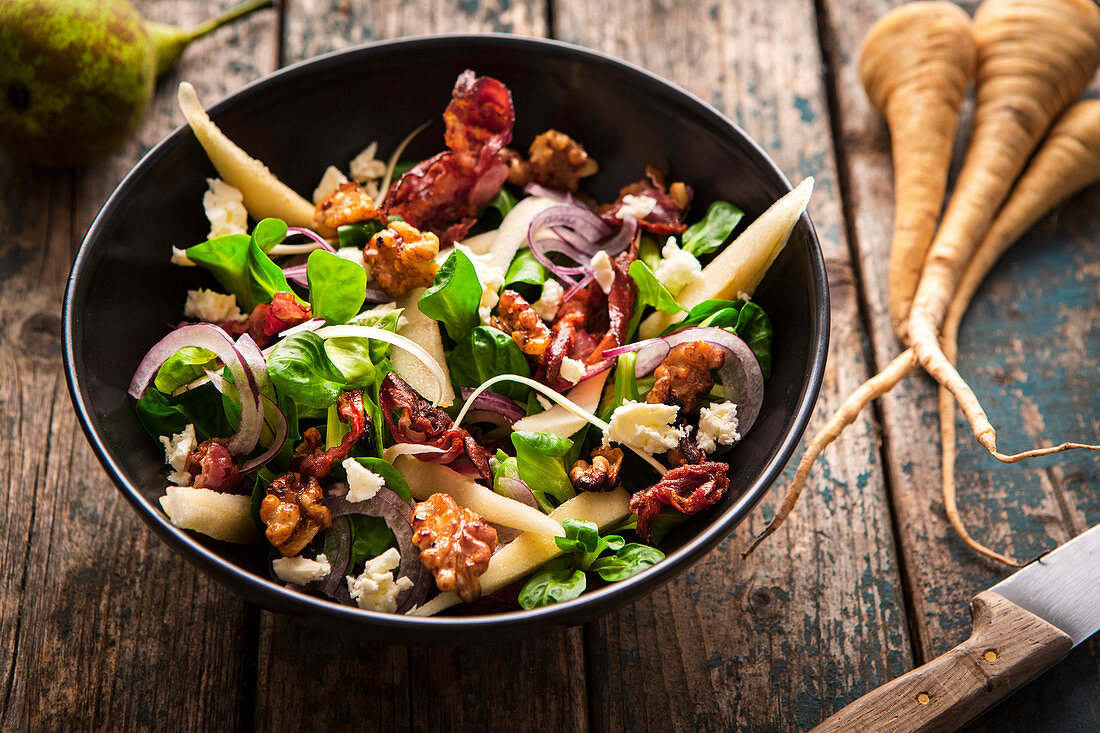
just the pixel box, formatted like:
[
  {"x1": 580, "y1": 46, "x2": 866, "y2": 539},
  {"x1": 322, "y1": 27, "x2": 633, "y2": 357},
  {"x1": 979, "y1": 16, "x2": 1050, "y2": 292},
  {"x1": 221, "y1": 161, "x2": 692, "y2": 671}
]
[{"x1": 812, "y1": 591, "x2": 1073, "y2": 733}]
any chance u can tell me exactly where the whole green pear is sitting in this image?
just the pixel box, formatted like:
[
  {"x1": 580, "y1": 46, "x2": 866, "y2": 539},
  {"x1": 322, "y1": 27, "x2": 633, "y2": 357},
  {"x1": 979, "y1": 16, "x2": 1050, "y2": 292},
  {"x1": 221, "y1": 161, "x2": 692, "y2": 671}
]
[{"x1": 0, "y1": 0, "x2": 271, "y2": 168}]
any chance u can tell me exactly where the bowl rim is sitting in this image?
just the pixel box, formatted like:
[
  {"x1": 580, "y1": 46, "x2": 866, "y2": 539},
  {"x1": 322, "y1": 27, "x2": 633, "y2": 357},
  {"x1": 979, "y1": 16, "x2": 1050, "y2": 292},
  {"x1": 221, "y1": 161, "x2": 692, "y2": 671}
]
[{"x1": 63, "y1": 32, "x2": 830, "y2": 635}]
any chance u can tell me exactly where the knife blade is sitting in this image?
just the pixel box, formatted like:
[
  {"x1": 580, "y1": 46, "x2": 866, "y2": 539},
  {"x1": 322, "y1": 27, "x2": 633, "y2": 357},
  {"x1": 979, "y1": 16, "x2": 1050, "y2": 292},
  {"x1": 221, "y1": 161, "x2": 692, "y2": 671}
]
[{"x1": 813, "y1": 523, "x2": 1100, "y2": 733}]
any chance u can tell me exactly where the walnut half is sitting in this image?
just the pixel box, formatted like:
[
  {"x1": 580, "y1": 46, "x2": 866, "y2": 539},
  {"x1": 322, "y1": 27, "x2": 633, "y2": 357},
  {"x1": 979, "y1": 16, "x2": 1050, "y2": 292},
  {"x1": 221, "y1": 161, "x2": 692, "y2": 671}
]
[
  {"x1": 569, "y1": 446, "x2": 624, "y2": 492},
  {"x1": 363, "y1": 221, "x2": 440, "y2": 298},
  {"x1": 259, "y1": 472, "x2": 333, "y2": 557},
  {"x1": 412, "y1": 493, "x2": 497, "y2": 603}
]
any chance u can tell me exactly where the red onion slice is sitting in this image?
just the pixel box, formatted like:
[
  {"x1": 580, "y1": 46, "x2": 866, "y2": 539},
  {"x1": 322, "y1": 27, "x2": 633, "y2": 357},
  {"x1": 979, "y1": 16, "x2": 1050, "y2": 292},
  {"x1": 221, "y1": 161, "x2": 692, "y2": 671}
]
[
  {"x1": 459, "y1": 387, "x2": 526, "y2": 425},
  {"x1": 523, "y1": 182, "x2": 576, "y2": 203},
  {"x1": 603, "y1": 326, "x2": 765, "y2": 436},
  {"x1": 600, "y1": 214, "x2": 639, "y2": 257},
  {"x1": 562, "y1": 271, "x2": 596, "y2": 303},
  {"x1": 129, "y1": 324, "x2": 263, "y2": 456},
  {"x1": 240, "y1": 394, "x2": 289, "y2": 473},
  {"x1": 282, "y1": 263, "x2": 308, "y2": 287},
  {"x1": 234, "y1": 333, "x2": 269, "y2": 390},
  {"x1": 529, "y1": 204, "x2": 612, "y2": 252},
  {"x1": 285, "y1": 227, "x2": 337, "y2": 252},
  {"x1": 496, "y1": 476, "x2": 538, "y2": 509},
  {"x1": 363, "y1": 286, "x2": 391, "y2": 304},
  {"x1": 321, "y1": 516, "x2": 352, "y2": 598}
]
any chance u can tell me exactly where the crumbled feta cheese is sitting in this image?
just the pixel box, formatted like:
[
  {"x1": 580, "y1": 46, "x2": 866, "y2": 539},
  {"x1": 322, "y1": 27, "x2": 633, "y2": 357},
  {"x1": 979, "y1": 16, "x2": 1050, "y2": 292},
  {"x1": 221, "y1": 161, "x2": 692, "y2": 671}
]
[
  {"x1": 559, "y1": 356, "x2": 587, "y2": 385},
  {"x1": 590, "y1": 250, "x2": 615, "y2": 294},
  {"x1": 350, "y1": 141, "x2": 387, "y2": 183},
  {"x1": 337, "y1": 245, "x2": 366, "y2": 266},
  {"x1": 532, "y1": 279, "x2": 564, "y2": 321},
  {"x1": 159, "y1": 424, "x2": 196, "y2": 486},
  {"x1": 604, "y1": 400, "x2": 685, "y2": 454},
  {"x1": 184, "y1": 288, "x2": 245, "y2": 323},
  {"x1": 696, "y1": 401, "x2": 741, "y2": 453},
  {"x1": 202, "y1": 178, "x2": 248, "y2": 239},
  {"x1": 616, "y1": 194, "x2": 657, "y2": 220},
  {"x1": 343, "y1": 458, "x2": 385, "y2": 502},
  {"x1": 347, "y1": 547, "x2": 414, "y2": 613},
  {"x1": 456, "y1": 244, "x2": 506, "y2": 324},
  {"x1": 312, "y1": 165, "x2": 349, "y2": 204},
  {"x1": 272, "y1": 554, "x2": 331, "y2": 585},
  {"x1": 653, "y1": 237, "x2": 703, "y2": 295},
  {"x1": 171, "y1": 247, "x2": 196, "y2": 266}
]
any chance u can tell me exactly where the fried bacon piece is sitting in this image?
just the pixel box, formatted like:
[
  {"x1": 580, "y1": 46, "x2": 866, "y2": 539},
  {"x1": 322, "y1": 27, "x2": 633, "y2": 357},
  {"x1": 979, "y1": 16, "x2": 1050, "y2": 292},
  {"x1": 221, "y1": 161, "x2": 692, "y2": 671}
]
[
  {"x1": 538, "y1": 250, "x2": 637, "y2": 391},
  {"x1": 412, "y1": 493, "x2": 497, "y2": 603},
  {"x1": 187, "y1": 439, "x2": 244, "y2": 494},
  {"x1": 599, "y1": 165, "x2": 693, "y2": 235},
  {"x1": 646, "y1": 341, "x2": 725, "y2": 413},
  {"x1": 260, "y1": 472, "x2": 333, "y2": 557},
  {"x1": 629, "y1": 462, "x2": 730, "y2": 542},
  {"x1": 384, "y1": 70, "x2": 515, "y2": 245},
  {"x1": 363, "y1": 221, "x2": 440, "y2": 298},
  {"x1": 569, "y1": 446, "x2": 624, "y2": 493},
  {"x1": 290, "y1": 390, "x2": 369, "y2": 479},
  {"x1": 313, "y1": 181, "x2": 384, "y2": 231},
  {"x1": 668, "y1": 435, "x2": 705, "y2": 468},
  {"x1": 217, "y1": 291, "x2": 313, "y2": 348},
  {"x1": 502, "y1": 129, "x2": 598, "y2": 191},
  {"x1": 491, "y1": 289, "x2": 552, "y2": 358},
  {"x1": 379, "y1": 373, "x2": 493, "y2": 479}
]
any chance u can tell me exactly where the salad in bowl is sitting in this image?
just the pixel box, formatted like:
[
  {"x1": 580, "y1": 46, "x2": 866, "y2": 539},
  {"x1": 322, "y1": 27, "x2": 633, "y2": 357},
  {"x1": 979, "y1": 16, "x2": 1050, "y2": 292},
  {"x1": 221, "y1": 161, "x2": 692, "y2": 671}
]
[{"x1": 126, "y1": 69, "x2": 813, "y2": 618}]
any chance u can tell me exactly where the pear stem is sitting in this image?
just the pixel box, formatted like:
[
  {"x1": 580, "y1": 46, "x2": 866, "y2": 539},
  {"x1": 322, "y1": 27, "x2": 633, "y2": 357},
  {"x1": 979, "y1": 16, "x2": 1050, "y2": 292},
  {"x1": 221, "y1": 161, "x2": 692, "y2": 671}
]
[
  {"x1": 148, "y1": 0, "x2": 275, "y2": 76},
  {"x1": 189, "y1": 0, "x2": 274, "y2": 42}
]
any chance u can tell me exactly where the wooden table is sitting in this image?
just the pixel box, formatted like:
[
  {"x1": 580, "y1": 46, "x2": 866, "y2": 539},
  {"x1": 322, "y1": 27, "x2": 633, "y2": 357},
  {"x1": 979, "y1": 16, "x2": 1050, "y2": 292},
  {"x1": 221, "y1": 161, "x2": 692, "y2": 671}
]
[{"x1": 3, "y1": 0, "x2": 1098, "y2": 729}]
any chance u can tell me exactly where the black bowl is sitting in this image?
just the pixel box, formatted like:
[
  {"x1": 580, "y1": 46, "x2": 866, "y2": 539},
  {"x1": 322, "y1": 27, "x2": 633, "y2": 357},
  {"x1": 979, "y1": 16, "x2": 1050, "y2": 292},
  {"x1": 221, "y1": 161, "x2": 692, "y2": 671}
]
[{"x1": 64, "y1": 34, "x2": 829, "y2": 644}]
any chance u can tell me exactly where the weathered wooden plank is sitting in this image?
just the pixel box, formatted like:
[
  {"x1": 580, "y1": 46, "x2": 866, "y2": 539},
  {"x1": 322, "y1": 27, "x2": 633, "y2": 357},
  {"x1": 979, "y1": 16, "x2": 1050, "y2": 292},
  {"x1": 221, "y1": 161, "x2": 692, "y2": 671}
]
[
  {"x1": 819, "y1": 0, "x2": 1100, "y2": 728},
  {"x1": 261, "y1": 5, "x2": 588, "y2": 733},
  {"x1": 555, "y1": 1, "x2": 911, "y2": 730},
  {"x1": 0, "y1": 1, "x2": 279, "y2": 729}
]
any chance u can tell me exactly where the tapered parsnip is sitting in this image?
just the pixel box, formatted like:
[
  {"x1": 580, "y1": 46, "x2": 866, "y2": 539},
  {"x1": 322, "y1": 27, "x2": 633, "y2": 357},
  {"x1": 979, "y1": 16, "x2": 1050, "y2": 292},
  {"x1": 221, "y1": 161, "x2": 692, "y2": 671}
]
[
  {"x1": 409, "y1": 488, "x2": 630, "y2": 617},
  {"x1": 177, "y1": 82, "x2": 323, "y2": 233},
  {"x1": 640, "y1": 177, "x2": 813, "y2": 339},
  {"x1": 938, "y1": 100, "x2": 1100, "y2": 565},
  {"x1": 860, "y1": 2, "x2": 976, "y2": 340},
  {"x1": 908, "y1": 0, "x2": 1100, "y2": 459},
  {"x1": 393, "y1": 455, "x2": 564, "y2": 536}
]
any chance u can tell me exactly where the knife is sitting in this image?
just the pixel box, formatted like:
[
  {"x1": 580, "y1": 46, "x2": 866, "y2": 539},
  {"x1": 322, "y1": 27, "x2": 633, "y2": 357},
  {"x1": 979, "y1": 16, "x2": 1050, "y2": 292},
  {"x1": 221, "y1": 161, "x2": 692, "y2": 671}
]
[{"x1": 813, "y1": 523, "x2": 1100, "y2": 733}]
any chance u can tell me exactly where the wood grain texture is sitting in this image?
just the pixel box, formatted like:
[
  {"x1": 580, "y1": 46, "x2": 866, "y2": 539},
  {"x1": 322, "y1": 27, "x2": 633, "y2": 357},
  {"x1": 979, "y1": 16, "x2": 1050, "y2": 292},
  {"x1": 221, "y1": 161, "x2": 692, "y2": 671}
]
[
  {"x1": 813, "y1": 591, "x2": 1073, "y2": 733},
  {"x1": 555, "y1": 0, "x2": 912, "y2": 729},
  {"x1": 0, "y1": 1, "x2": 278, "y2": 729},
  {"x1": 819, "y1": 0, "x2": 1100, "y2": 729}
]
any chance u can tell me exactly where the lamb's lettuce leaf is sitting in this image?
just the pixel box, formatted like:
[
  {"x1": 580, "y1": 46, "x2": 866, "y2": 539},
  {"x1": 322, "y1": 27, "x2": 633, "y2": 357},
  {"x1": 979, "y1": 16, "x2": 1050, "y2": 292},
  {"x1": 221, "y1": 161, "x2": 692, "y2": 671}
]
[
  {"x1": 511, "y1": 430, "x2": 575, "y2": 511},
  {"x1": 662, "y1": 299, "x2": 773, "y2": 378},
  {"x1": 449, "y1": 326, "x2": 530, "y2": 402},
  {"x1": 185, "y1": 218, "x2": 297, "y2": 312},
  {"x1": 682, "y1": 200, "x2": 743, "y2": 257},
  {"x1": 153, "y1": 346, "x2": 218, "y2": 394},
  {"x1": 267, "y1": 331, "x2": 347, "y2": 409},
  {"x1": 518, "y1": 558, "x2": 587, "y2": 609},
  {"x1": 307, "y1": 249, "x2": 366, "y2": 325},
  {"x1": 418, "y1": 249, "x2": 481, "y2": 341}
]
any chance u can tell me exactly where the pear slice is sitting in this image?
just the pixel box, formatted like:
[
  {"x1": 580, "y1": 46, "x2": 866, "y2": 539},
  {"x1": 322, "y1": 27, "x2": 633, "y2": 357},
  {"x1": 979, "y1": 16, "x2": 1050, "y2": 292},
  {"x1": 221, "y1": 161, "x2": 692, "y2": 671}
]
[
  {"x1": 393, "y1": 287, "x2": 456, "y2": 407},
  {"x1": 640, "y1": 177, "x2": 814, "y2": 338},
  {"x1": 177, "y1": 82, "x2": 323, "y2": 233},
  {"x1": 159, "y1": 486, "x2": 261, "y2": 543},
  {"x1": 408, "y1": 487, "x2": 630, "y2": 616},
  {"x1": 511, "y1": 369, "x2": 609, "y2": 437}
]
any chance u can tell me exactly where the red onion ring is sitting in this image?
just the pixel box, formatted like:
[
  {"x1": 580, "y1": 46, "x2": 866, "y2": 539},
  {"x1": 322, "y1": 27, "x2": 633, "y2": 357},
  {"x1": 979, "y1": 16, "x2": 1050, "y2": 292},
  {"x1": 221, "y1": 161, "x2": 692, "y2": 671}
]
[
  {"x1": 129, "y1": 324, "x2": 263, "y2": 456},
  {"x1": 286, "y1": 227, "x2": 337, "y2": 252},
  {"x1": 363, "y1": 286, "x2": 391, "y2": 304},
  {"x1": 282, "y1": 263, "x2": 308, "y2": 287},
  {"x1": 459, "y1": 387, "x2": 526, "y2": 424},
  {"x1": 523, "y1": 182, "x2": 576, "y2": 203},
  {"x1": 600, "y1": 214, "x2": 639, "y2": 257},
  {"x1": 561, "y1": 271, "x2": 595, "y2": 302},
  {"x1": 321, "y1": 515, "x2": 352, "y2": 598},
  {"x1": 240, "y1": 394, "x2": 289, "y2": 473},
  {"x1": 603, "y1": 326, "x2": 765, "y2": 435}
]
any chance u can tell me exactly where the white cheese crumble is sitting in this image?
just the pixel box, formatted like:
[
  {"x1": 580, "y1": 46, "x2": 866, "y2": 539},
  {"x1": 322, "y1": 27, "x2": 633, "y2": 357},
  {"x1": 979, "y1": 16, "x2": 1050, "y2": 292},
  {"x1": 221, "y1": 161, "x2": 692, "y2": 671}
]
[
  {"x1": 456, "y1": 244, "x2": 506, "y2": 324},
  {"x1": 202, "y1": 178, "x2": 248, "y2": 239},
  {"x1": 343, "y1": 458, "x2": 385, "y2": 502},
  {"x1": 532, "y1": 279, "x2": 564, "y2": 321},
  {"x1": 312, "y1": 165, "x2": 349, "y2": 205},
  {"x1": 590, "y1": 250, "x2": 615, "y2": 294},
  {"x1": 653, "y1": 237, "x2": 703, "y2": 295},
  {"x1": 272, "y1": 554, "x2": 331, "y2": 585},
  {"x1": 616, "y1": 194, "x2": 657, "y2": 220},
  {"x1": 184, "y1": 288, "x2": 245, "y2": 323},
  {"x1": 171, "y1": 247, "x2": 196, "y2": 267},
  {"x1": 159, "y1": 424, "x2": 196, "y2": 486},
  {"x1": 347, "y1": 547, "x2": 414, "y2": 613},
  {"x1": 350, "y1": 142, "x2": 387, "y2": 183},
  {"x1": 559, "y1": 356, "x2": 587, "y2": 386},
  {"x1": 696, "y1": 401, "x2": 741, "y2": 453},
  {"x1": 604, "y1": 400, "x2": 685, "y2": 454}
]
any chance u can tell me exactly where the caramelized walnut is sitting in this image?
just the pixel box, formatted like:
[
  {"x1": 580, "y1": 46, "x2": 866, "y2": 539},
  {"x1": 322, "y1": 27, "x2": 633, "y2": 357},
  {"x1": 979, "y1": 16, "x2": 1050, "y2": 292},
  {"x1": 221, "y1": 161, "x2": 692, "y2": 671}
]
[
  {"x1": 491, "y1": 289, "x2": 553, "y2": 357},
  {"x1": 412, "y1": 493, "x2": 497, "y2": 603},
  {"x1": 363, "y1": 221, "x2": 440, "y2": 298},
  {"x1": 517, "y1": 130, "x2": 598, "y2": 191},
  {"x1": 646, "y1": 341, "x2": 725, "y2": 413},
  {"x1": 259, "y1": 472, "x2": 333, "y2": 557},
  {"x1": 569, "y1": 446, "x2": 624, "y2": 493},
  {"x1": 313, "y1": 181, "x2": 384, "y2": 231}
]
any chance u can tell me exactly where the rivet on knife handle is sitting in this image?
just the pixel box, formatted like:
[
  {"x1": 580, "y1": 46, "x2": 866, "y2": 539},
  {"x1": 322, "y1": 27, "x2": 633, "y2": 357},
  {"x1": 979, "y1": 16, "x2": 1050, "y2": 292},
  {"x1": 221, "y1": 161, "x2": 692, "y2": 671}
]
[{"x1": 811, "y1": 590, "x2": 1073, "y2": 733}]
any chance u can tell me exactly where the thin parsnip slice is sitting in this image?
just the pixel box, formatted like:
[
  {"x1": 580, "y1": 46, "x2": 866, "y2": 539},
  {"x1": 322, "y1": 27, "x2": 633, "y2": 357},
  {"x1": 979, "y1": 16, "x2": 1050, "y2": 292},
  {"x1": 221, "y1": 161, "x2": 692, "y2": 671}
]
[
  {"x1": 510, "y1": 369, "x2": 609, "y2": 437},
  {"x1": 409, "y1": 488, "x2": 631, "y2": 616}
]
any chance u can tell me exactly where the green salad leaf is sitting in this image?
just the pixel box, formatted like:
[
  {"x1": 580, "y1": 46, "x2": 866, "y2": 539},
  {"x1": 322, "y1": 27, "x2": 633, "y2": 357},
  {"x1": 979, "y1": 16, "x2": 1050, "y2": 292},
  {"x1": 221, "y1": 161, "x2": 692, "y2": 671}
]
[
  {"x1": 681, "y1": 200, "x2": 743, "y2": 257},
  {"x1": 504, "y1": 248, "x2": 547, "y2": 287},
  {"x1": 449, "y1": 326, "x2": 531, "y2": 402},
  {"x1": 135, "y1": 382, "x2": 232, "y2": 443},
  {"x1": 307, "y1": 249, "x2": 367, "y2": 325},
  {"x1": 153, "y1": 346, "x2": 218, "y2": 394},
  {"x1": 267, "y1": 331, "x2": 348, "y2": 410},
  {"x1": 419, "y1": 248, "x2": 482, "y2": 341},
  {"x1": 185, "y1": 218, "x2": 297, "y2": 312},
  {"x1": 663, "y1": 299, "x2": 773, "y2": 378},
  {"x1": 511, "y1": 430, "x2": 575, "y2": 511},
  {"x1": 518, "y1": 558, "x2": 587, "y2": 609},
  {"x1": 337, "y1": 220, "x2": 384, "y2": 248},
  {"x1": 590, "y1": 543, "x2": 665, "y2": 581},
  {"x1": 629, "y1": 260, "x2": 686, "y2": 316},
  {"x1": 555, "y1": 519, "x2": 625, "y2": 570},
  {"x1": 347, "y1": 515, "x2": 396, "y2": 570}
]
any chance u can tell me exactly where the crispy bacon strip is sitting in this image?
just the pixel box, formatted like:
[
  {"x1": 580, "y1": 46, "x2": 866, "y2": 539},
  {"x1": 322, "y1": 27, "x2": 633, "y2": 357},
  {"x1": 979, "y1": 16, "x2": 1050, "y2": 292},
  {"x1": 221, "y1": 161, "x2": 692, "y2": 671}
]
[
  {"x1": 629, "y1": 462, "x2": 730, "y2": 541},
  {"x1": 379, "y1": 373, "x2": 493, "y2": 479},
  {"x1": 599, "y1": 165, "x2": 692, "y2": 235},
  {"x1": 291, "y1": 390, "x2": 369, "y2": 479},
  {"x1": 384, "y1": 70, "x2": 515, "y2": 245},
  {"x1": 538, "y1": 250, "x2": 636, "y2": 390}
]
